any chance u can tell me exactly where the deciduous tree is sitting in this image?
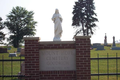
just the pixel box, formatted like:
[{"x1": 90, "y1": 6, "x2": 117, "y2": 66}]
[
  {"x1": 4, "y1": 6, "x2": 37, "y2": 48},
  {"x1": 0, "y1": 17, "x2": 5, "y2": 44}
]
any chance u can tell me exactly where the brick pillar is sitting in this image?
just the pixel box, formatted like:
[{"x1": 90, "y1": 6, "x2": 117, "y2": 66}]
[
  {"x1": 24, "y1": 37, "x2": 40, "y2": 80},
  {"x1": 75, "y1": 36, "x2": 91, "y2": 80}
]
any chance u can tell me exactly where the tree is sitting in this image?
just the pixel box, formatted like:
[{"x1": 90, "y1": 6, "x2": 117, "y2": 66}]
[
  {"x1": 72, "y1": 0, "x2": 98, "y2": 36},
  {"x1": 0, "y1": 17, "x2": 5, "y2": 44},
  {"x1": 4, "y1": 6, "x2": 37, "y2": 48}
]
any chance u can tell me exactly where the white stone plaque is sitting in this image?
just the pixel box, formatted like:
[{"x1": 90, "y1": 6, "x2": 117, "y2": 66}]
[{"x1": 39, "y1": 49, "x2": 76, "y2": 71}]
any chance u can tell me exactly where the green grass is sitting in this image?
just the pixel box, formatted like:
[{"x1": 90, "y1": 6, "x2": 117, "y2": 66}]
[
  {"x1": 91, "y1": 44, "x2": 120, "y2": 80},
  {"x1": 0, "y1": 47, "x2": 24, "y2": 80},
  {"x1": 0, "y1": 45, "x2": 120, "y2": 80}
]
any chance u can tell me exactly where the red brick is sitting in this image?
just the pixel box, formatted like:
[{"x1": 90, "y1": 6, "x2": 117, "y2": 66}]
[
  {"x1": 25, "y1": 71, "x2": 31, "y2": 73},
  {"x1": 51, "y1": 75, "x2": 58, "y2": 76},
  {"x1": 24, "y1": 36, "x2": 91, "y2": 80},
  {"x1": 54, "y1": 44, "x2": 61, "y2": 46},
  {"x1": 54, "y1": 77, "x2": 62, "y2": 79}
]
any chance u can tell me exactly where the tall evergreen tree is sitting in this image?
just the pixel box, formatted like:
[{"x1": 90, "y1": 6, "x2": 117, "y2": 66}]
[
  {"x1": 72, "y1": 0, "x2": 98, "y2": 36},
  {"x1": 0, "y1": 17, "x2": 5, "y2": 44},
  {"x1": 4, "y1": 6, "x2": 37, "y2": 48}
]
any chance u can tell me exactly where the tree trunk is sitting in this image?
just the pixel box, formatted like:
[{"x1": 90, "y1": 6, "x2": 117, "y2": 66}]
[
  {"x1": 82, "y1": 22, "x2": 85, "y2": 36},
  {"x1": 87, "y1": 28, "x2": 89, "y2": 36}
]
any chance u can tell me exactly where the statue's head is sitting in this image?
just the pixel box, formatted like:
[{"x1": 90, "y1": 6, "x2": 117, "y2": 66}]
[{"x1": 55, "y1": 9, "x2": 59, "y2": 14}]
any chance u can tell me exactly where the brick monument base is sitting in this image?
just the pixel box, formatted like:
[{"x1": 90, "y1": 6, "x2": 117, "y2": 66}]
[{"x1": 24, "y1": 36, "x2": 91, "y2": 80}]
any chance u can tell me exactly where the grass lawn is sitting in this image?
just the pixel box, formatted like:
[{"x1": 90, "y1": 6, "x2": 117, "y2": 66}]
[
  {"x1": 0, "y1": 44, "x2": 120, "y2": 80},
  {"x1": 91, "y1": 44, "x2": 120, "y2": 80},
  {"x1": 0, "y1": 47, "x2": 24, "y2": 80}
]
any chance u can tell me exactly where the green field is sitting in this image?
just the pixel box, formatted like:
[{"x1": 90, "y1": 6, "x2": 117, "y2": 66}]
[
  {"x1": 0, "y1": 47, "x2": 24, "y2": 80},
  {"x1": 0, "y1": 45, "x2": 120, "y2": 80},
  {"x1": 91, "y1": 44, "x2": 120, "y2": 80}
]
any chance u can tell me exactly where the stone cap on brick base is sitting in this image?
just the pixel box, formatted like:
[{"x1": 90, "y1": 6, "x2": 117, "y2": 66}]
[
  {"x1": 39, "y1": 41, "x2": 75, "y2": 44},
  {"x1": 24, "y1": 37, "x2": 40, "y2": 40},
  {"x1": 73, "y1": 36, "x2": 91, "y2": 39}
]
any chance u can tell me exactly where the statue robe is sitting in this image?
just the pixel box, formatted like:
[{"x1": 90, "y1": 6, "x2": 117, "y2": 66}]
[{"x1": 52, "y1": 13, "x2": 63, "y2": 41}]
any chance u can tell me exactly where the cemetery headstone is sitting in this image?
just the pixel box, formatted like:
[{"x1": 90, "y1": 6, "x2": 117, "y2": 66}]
[
  {"x1": 92, "y1": 43, "x2": 101, "y2": 48},
  {"x1": 19, "y1": 48, "x2": 25, "y2": 56},
  {"x1": 0, "y1": 48, "x2": 7, "y2": 53},
  {"x1": 111, "y1": 47, "x2": 120, "y2": 50},
  {"x1": 9, "y1": 53, "x2": 17, "y2": 57},
  {"x1": 110, "y1": 36, "x2": 120, "y2": 50},
  {"x1": 96, "y1": 45, "x2": 105, "y2": 50},
  {"x1": 112, "y1": 36, "x2": 116, "y2": 47},
  {"x1": 17, "y1": 48, "x2": 21, "y2": 53},
  {"x1": 92, "y1": 43, "x2": 105, "y2": 50},
  {"x1": 7, "y1": 48, "x2": 11, "y2": 50},
  {"x1": 104, "y1": 33, "x2": 108, "y2": 46},
  {"x1": 7, "y1": 46, "x2": 12, "y2": 50}
]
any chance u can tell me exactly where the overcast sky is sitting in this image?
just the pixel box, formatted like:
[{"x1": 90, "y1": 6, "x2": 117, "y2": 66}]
[{"x1": 0, "y1": 0, "x2": 120, "y2": 44}]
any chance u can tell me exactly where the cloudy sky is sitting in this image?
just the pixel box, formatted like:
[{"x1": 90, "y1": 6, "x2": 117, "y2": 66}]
[{"x1": 0, "y1": 0, "x2": 120, "y2": 44}]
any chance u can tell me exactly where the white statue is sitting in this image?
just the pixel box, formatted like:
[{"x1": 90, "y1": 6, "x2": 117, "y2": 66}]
[{"x1": 52, "y1": 9, "x2": 63, "y2": 41}]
